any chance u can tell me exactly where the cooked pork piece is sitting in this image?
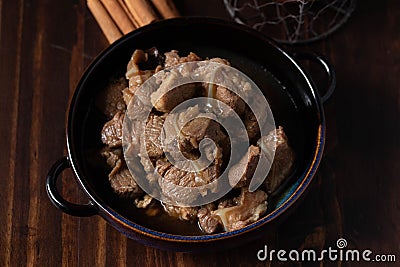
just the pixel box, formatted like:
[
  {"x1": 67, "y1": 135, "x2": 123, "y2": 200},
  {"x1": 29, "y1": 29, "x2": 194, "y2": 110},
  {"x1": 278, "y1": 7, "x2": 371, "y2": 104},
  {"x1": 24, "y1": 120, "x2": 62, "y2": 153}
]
[
  {"x1": 162, "y1": 204, "x2": 198, "y2": 221},
  {"x1": 101, "y1": 111, "x2": 125, "y2": 148},
  {"x1": 164, "y1": 50, "x2": 202, "y2": 68},
  {"x1": 258, "y1": 126, "x2": 295, "y2": 194},
  {"x1": 160, "y1": 163, "x2": 221, "y2": 204},
  {"x1": 208, "y1": 57, "x2": 230, "y2": 66},
  {"x1": 197, "y1": 203, "x2": 220, "y2": 234},
  {"x1": 243, "y1": 106, "x2": 260, "y2": 142},
  {"x1": 101, "y1": 148, "x2": 144, "y2": 198},
  {"x1": 162, "y1": 105, "x2": 200, "y2": 147},
  {"x1": 126, "y1": 48, "x2": 163, "y2": 79},
  {"x1": 215, "y1": 85, "x2": 246, "y2": 117},
  {"x1": 128, "y1": 70, "x2": 154, "y2": 89},
  {"x1": 212, "y1": 188, "x2": 267, "y2": 232},
  {"x1": 144, "y1": 114, "x2": 165, "y2": 158},
  {"x1": 126, "y1": 49, "x2": 147, "y2": 79},
  {"x1": 179, "y1": 117, "x2": 224, "y2": 152},
  {"x1": 217, "y1": 198, "x2": 235, "y2": 209},
  {"x1": 180, "y1": 52, "x2": 202, "y2": 63},
  {"x1": 180, "y1": 117, "x2": 217, "y2": 148},
  {"x1": 155, "y1": 147, "x2": 223, "y2": 205},
  {"x1": 228, "y1": 127, "x2": 294, "y2": 193},
  {"x1": 152, "y1": 83, "x2": 202, "y2": 113},
  {"x1": 124, "y1": 48, "x2": 163, "y2": 106},
  {"x1": 131, "y1": 49, "x2": 148, "y2": 64},
  {"x1": 228, "y1": 145, "x2": 260, "y2": 188},
  {"x1": 161, "y1": 105, "x2": 229, "y2": 163},
  {"x1": 109, "y1": 168, "x2": 144, "y2": 198},
  {"x1": 101, "y1": 147, "x2": 123, "y2": 169},
  {"x1": 197, "y1": 194, "x2": 240, "y2": 234},
  {"x1": 163, "y1": 50, "x2": 180, "y2": 68},
  {"x1": 149, "y1": 51, "x2": 203, "y2": 113},
  {"x1": 154, "y1": 158, "x2": 172, "y2": 176},
  {"x1": 139, "y1": 146, "x2": 156, "y2": 174},
  {"x1": 134, "y1": 194, "x2": 153, "y2": 209},
  {"x1": 161, "y1": 160, "x2": 221, "y2": 187},
  {"x1": 96, "y1": 78, "x2": 127, "y2": 118},
  {"x1": 123, "y1": 70, "x2": 154, "y2": 106}
]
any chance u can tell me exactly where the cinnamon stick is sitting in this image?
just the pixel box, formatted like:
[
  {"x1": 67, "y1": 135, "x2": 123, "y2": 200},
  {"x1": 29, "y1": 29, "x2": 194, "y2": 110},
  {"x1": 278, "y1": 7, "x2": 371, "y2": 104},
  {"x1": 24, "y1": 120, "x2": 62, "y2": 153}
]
[
  {"x1": 117, "y1": 0, "x2": 140, "y2": 28},
  {"x1": 124, "y1": 0, "x2": 159, "y2": 26},
  {"x1": 150, "y1": 0, "x2": 180, "y2": 19},
  {"x1": 87, "y1": 0, "x2": 122, "y2": 43},
  {"x1": 100, "y1": 0, "x2": 136, "y2": 34}
]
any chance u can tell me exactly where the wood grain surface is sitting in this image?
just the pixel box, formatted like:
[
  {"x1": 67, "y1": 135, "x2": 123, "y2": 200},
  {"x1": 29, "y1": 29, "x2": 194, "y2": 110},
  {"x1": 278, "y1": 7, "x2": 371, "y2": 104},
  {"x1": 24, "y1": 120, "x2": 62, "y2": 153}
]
[{"x1": 0, "y1": 0, "x2": 398, "y2": 266}]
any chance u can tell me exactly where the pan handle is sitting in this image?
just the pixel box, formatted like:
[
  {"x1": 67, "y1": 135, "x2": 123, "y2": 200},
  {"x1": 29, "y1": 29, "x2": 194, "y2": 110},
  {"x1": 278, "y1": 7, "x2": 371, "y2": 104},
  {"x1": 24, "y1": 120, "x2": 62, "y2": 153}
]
[
  {"x1": 46, "y1": 157, "x2": 98, "y2": 217},
  {"x1": 293, "y1": 52, "x2": 336, "y2": 103}
]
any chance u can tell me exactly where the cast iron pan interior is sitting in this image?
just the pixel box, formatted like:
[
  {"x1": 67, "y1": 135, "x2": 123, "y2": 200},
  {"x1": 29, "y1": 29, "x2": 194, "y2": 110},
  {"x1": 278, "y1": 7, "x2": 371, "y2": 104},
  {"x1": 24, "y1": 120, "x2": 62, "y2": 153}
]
[{"x1": 68, "y1": 18, "x2": 322, "y2": 235}]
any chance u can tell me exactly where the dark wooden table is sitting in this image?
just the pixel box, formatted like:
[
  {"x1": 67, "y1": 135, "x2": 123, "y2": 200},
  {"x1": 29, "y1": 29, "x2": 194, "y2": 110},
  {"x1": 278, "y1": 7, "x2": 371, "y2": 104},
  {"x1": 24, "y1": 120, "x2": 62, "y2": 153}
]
[{"x1": 1, "y1": 0, "x2": 399, "y2": 266}]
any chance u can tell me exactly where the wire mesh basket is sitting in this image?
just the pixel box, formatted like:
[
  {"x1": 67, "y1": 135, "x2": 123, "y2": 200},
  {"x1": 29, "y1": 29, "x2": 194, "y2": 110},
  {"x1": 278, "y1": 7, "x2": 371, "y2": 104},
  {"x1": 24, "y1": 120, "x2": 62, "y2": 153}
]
[{"x1": 224, "y1": 0, "x2": 356, "y2": 44}]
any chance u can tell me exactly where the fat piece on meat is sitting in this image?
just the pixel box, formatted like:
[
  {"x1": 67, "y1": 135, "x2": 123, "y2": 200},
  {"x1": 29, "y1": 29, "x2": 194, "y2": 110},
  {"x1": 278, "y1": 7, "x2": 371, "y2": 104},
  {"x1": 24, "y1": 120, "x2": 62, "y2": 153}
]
[{"x1": 212, "y1": 188, "x2": 267, "y2": 232}]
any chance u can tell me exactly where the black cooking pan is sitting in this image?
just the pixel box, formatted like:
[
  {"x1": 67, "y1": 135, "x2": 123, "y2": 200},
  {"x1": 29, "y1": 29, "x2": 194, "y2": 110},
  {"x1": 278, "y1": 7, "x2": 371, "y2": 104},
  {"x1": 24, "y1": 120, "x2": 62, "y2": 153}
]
[{"x1": 46, "y1": 17, "x2": 335, "y2": 252}]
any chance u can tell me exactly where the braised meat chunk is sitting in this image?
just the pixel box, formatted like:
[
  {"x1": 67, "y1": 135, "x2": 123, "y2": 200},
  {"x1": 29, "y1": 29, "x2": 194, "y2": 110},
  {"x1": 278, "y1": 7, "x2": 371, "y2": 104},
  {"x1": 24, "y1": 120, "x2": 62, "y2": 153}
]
[
  {"x1": 144, "y1": 114, "x2": 165, "y2": 158},
  {"x1": 102, "y1": 148, "x2": 143, "y2": 198},
  {"x1": 124, "y1": 48, "x2": 163, "y2": 106},
  {"x1": 161, "y1": 105, "x2": 229, "y2": 163},
  {"x1": 179, "y1": 117, "x2": 226, "y2": 154},
  {"x1": 123, "y1": 70, "x2": 154, "y2": 105},
  {"x1": 156, "y1": 148, "x2": 223, "y2": 205},
  {"x1": 164, "y1": 50, "x2": 202, "y2": 68},
  {"x1": 150, "y1": 50, "x2": 203, "y2": 113},
  {"x1": 101, "y1": 111, "x2": 124, "y2": 148},
  {"x1": 109, "y1": 168, "x2": 144, "y2": 198},
  {"x1": 126, "y1": 49, "x2": 147, "y2": 78},
  {"x1": 134, "y1": 194, "x2": 153, "y2": 209},
  {"x1": 259, "y1": 126, "x2": 295, "y2": 194},
  {"x1": 243, "y1": 106, "x2": 261, "y2": 142},
  {"x1": 228, "y1": 145, "x2": 260, "y2": 188},
  {"x1": 126, "y1": 48, "x2": 163, "y2": 79},
  {"x1": 101, "y1": 147, "x2": 123, "y2": 169},
  {"x1": 212, "y1": 189, "x2": 268, "y2": 232},
  {"x1": 163, "y1": 50, "x2": 180, "y2": 68},
  {"x1": 161, "y1": 105, "x2": 201, "y2": 158},
  {"x1": 152, "y1": 82, "x2": 202, "y2": 113},
  {"x1": 228, "y1": 126, "x2": 294, "y2": 193},
  {"x1": 215, "y1": 85, "x2": 246, "y2": 117},
  {"x1": 197, "y1": 204, "x2": 220, "y2": 234}
]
